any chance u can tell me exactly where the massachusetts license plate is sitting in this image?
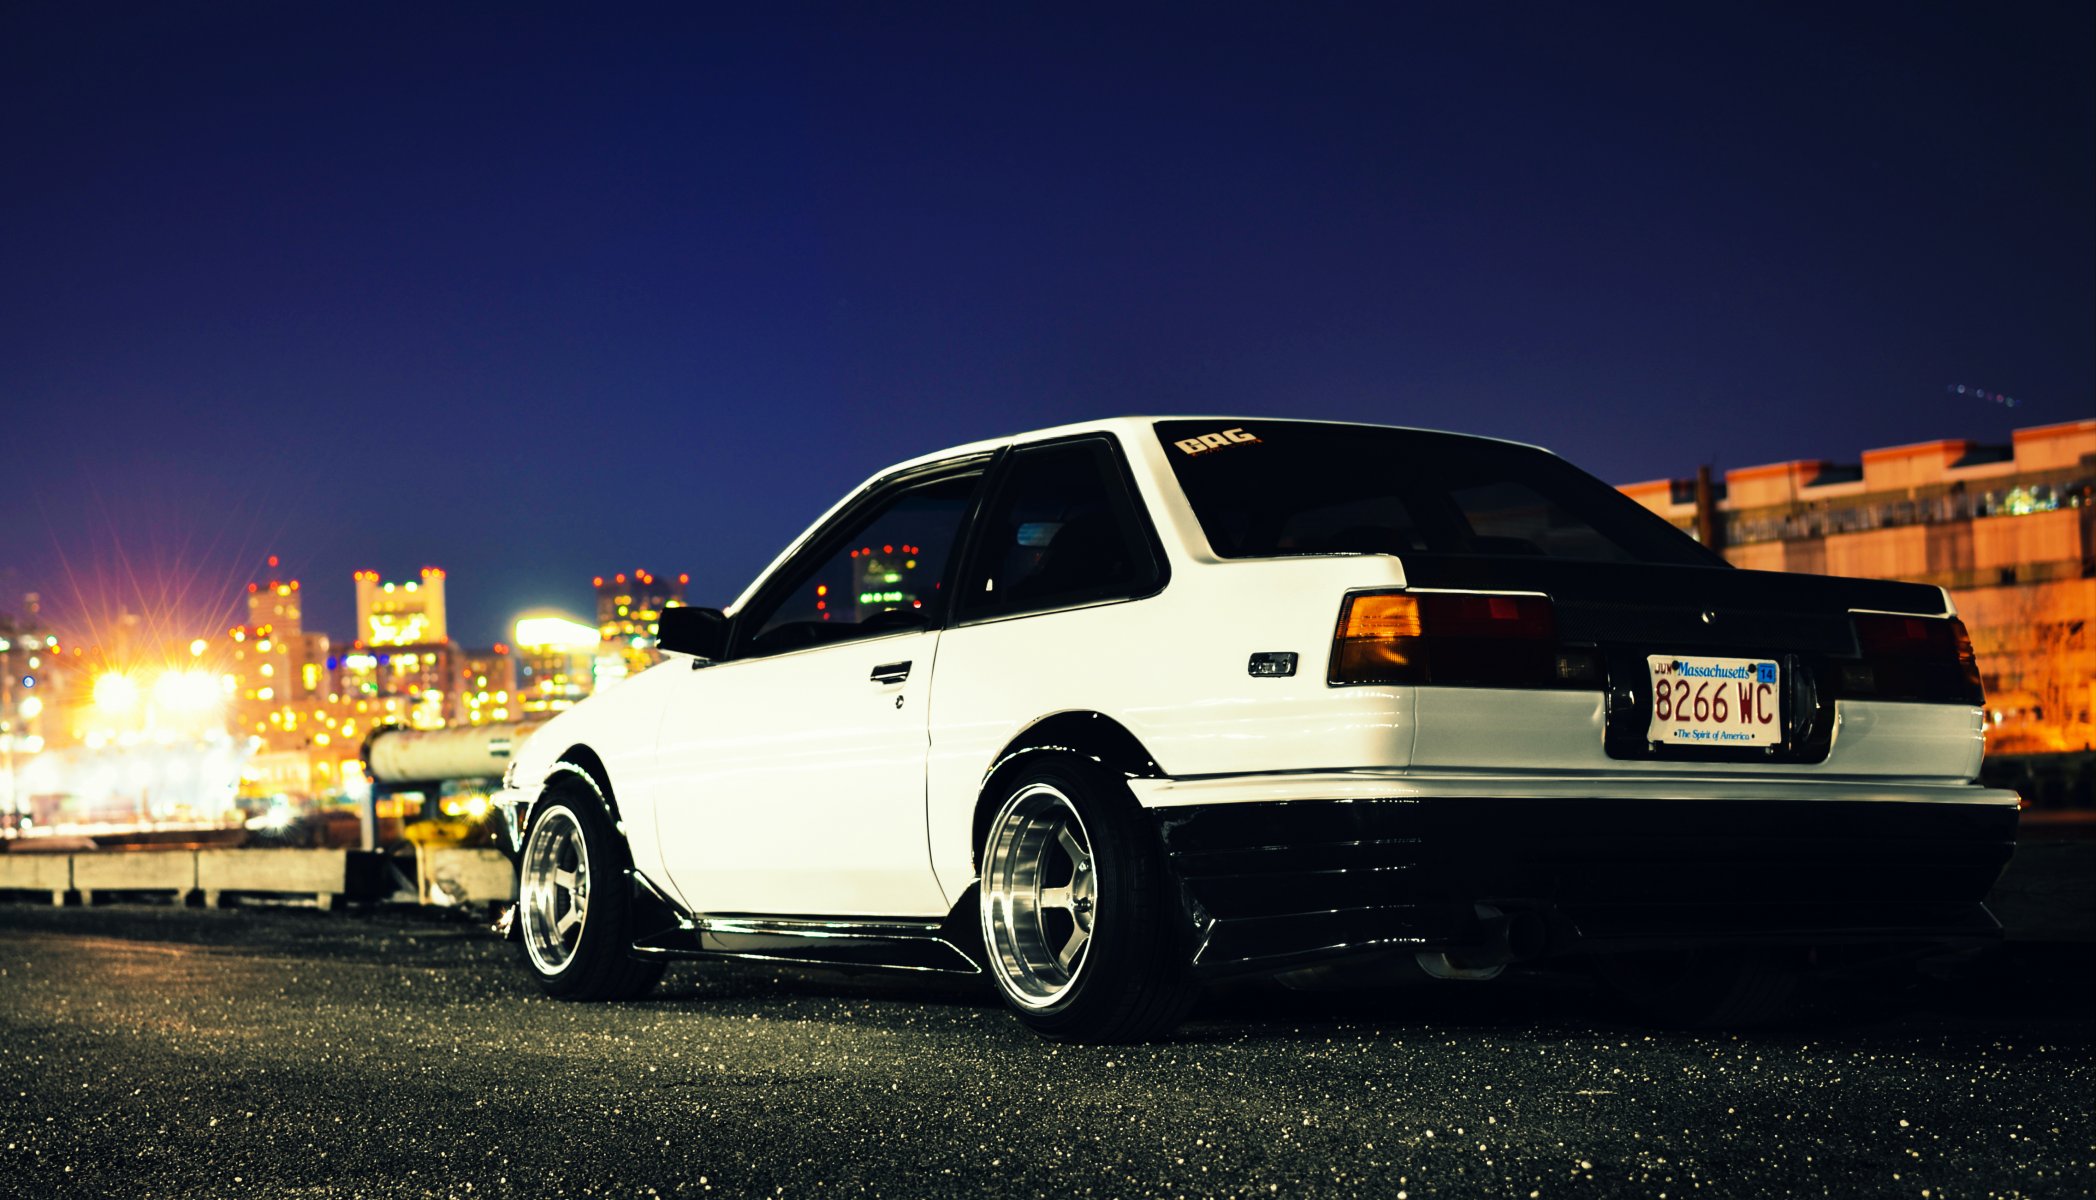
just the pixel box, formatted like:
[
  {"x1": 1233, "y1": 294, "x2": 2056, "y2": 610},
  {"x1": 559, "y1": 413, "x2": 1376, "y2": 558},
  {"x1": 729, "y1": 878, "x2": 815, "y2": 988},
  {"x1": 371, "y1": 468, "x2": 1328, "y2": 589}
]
[{"x1": 1647, "y1": 655, "x2": 1781, "y2": 747}]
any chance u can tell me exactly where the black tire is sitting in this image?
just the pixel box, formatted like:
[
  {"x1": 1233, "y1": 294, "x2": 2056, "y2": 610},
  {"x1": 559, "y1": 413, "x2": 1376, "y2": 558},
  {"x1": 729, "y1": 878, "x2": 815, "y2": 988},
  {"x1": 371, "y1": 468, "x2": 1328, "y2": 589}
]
[
  {"x1": 515, "y1": 786, "x2": 666, "y2": 1001},
  {"x1": 978, "y1": 755, "x2": 1199, "y2": 1042},
  {"x1": 1591, "y1": 948, "x2": 1798, "y2": 1029}
]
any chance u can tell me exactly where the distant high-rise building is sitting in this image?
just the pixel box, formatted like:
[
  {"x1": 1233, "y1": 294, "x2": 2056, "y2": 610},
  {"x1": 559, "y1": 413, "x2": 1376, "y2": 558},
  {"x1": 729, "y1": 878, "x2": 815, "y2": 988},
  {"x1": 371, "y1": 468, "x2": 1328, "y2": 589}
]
[
  {"x1": 1622, "y1": 418, "x2": 2095, "y2": 753},
  {"x1": 1, "y1": 597, "x2": 66, "y2": 825},
  {"x1": 593, "y1": 569, "x2": 687, "y2": 682},
  {"x1": 355, "y1": 567, "x2": 449, "y2": 646},
  {"x1": 216, "y1": 559, "x2": 359, "y2": 791},
  {"x1": 229, "y1": 558, "x2": 314, "y2": 733},
  {"x1": 460, "y1": 645, "x2": 517, "y2": 725},
  {"x1": 335, "y1": 567, "x2": 465, "y2": 732},
  {"x1": 514, "y1": 615, "x2": 600, "y2": 713}
]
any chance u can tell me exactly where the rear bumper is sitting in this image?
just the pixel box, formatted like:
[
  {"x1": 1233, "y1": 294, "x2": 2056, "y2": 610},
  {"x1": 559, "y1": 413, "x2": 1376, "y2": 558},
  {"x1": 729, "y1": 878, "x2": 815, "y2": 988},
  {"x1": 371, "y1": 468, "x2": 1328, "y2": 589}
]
[{"x1": 1150, "y1": 787, "x2": 2020, "y2": 976}]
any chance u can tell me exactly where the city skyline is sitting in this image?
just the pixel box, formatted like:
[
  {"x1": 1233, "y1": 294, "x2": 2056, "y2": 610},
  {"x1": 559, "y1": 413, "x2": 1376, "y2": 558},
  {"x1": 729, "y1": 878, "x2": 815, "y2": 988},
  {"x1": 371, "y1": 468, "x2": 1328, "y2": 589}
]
[
  {"x1": 5, "y1": 414, "x2": 2088, "y2": 653},
  {"x1": 3, "y1": 5, "x2": 2090, "y2": 647}
]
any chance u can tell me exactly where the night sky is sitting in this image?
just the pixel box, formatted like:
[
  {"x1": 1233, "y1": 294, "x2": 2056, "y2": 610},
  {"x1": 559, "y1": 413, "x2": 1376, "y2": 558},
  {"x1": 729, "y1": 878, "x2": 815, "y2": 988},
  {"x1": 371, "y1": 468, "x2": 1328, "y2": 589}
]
[{"x1": 3, "y1": 3, "x2": 2090, "y2": 650}]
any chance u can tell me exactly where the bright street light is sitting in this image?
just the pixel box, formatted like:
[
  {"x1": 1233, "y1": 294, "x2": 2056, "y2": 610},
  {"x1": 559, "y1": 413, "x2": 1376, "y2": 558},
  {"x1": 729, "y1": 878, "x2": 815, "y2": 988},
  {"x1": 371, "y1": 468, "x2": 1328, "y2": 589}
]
[
  {"x1": 152, "y1": 670, "x2": 220, "y2": 716},
  {"x1": 94, "y1": 672, "x2": 141, "y2": 715}
]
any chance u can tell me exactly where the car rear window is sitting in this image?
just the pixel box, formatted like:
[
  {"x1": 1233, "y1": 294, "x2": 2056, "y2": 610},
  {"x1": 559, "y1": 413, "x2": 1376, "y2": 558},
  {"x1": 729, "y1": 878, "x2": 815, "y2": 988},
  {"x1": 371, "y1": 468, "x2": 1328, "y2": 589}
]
[{"x1": 1155, "y1": 420, "x2": 1721, "y2": 566}]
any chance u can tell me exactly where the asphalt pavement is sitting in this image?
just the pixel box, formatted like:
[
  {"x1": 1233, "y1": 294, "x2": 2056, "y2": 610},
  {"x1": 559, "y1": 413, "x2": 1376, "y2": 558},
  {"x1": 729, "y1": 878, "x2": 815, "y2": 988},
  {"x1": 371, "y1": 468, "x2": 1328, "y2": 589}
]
[{"x1": 0, "y1": 903, "x2": 2090, "y2": 1200}]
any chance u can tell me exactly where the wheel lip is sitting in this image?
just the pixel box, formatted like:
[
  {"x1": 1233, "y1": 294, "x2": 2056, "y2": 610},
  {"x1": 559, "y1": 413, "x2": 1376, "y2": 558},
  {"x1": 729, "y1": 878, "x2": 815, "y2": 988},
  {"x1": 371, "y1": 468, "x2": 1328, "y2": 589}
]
[
  {"x1": 979, "y1": 780, "x2": 1096, "y2": 1011},
  {"x1": 519, "y1": 804, "x2": 591, "y2": 977}
]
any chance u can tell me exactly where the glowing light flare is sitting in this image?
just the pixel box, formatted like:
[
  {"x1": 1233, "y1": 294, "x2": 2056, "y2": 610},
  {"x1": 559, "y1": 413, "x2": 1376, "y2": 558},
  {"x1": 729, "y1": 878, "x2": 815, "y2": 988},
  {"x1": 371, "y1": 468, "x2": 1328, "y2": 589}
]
[
  {"x1": 152, "y1": 670, "x2": 223, "y2": 716},
  {"x1": 93, "y1": 672, "x2": 142, "y2": 715},
  {"x1": 514, "y1": 616, "x2": 601, "y2": 649}
]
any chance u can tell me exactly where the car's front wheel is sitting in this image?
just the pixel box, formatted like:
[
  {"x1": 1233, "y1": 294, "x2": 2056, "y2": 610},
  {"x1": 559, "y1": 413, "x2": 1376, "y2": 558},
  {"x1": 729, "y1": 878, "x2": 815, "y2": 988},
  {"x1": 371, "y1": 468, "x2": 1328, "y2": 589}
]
[
  {"x1": 517, "y1": 788, "x2": 665, "y2": 1001},
  {"x1": 979, "y1": 756, "x2": 1198, "y2": 1042}
]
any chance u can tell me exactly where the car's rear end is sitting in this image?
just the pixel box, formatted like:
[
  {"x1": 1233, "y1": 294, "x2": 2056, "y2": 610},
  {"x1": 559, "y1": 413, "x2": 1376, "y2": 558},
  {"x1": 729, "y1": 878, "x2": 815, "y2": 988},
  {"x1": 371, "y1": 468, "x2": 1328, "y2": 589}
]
[{"x1": 1138, "y1": 419, "x2": 2019, "y2": 994}]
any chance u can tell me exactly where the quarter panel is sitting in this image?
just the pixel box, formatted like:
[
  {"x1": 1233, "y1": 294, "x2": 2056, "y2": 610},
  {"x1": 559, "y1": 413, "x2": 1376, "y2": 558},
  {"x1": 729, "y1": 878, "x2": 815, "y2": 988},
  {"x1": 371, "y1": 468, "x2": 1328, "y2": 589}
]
[{"x1": 926, "y1": 555, "x2": 1419, "y2": 902}]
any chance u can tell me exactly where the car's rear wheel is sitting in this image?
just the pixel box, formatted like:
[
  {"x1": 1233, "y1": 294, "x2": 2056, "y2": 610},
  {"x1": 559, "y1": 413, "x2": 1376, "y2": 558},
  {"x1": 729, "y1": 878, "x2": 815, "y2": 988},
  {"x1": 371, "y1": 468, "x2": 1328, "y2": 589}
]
[
  {"x1": 1591, "y1": 947, "x2": 1798, "y2": 1028},
  {"x1": 979, "y1": 756, "x2": 1198, "y2": 1042},
  {"x1": 518, "y1": 788, "x2": 665, "y2": 1001}
]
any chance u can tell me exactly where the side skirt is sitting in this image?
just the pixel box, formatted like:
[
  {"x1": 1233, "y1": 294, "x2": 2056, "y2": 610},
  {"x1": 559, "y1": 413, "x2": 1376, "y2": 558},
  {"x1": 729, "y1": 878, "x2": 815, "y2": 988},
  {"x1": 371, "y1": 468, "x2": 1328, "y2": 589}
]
[{"x1": 627, "y1": 871, "x2": 984, "y2": 976}]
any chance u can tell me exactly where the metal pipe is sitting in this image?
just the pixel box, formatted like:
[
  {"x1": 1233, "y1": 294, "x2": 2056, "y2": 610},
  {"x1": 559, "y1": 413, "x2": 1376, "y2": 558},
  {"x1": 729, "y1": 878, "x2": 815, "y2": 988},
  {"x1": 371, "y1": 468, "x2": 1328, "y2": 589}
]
[{"x1": 361, "y1": 719, "x2": 549, "y2": 786}]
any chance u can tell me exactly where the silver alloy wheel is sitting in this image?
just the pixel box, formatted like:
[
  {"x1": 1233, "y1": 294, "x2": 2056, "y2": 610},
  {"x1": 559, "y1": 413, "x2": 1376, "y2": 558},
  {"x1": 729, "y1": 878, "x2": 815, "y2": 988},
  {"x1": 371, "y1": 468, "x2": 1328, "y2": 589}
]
[
  {"x1": 981, "y1": 782, "x2": 1097, "y2": 1008},
  {"x1": 520, "y1": 806, "x2": 591, "y2": 975}
]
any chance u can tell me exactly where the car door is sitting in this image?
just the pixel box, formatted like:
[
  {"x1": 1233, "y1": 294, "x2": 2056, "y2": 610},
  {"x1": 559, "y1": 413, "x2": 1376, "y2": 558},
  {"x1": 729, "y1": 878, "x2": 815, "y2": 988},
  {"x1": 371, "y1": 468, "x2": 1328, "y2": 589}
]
[{"x1": 652, "y1": 460, "x2": 987, "y2": 917}]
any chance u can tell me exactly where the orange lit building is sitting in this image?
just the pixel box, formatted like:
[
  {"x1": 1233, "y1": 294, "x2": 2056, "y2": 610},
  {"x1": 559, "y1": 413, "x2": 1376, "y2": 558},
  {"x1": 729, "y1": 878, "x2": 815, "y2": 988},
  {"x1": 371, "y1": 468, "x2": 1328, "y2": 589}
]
[
  {"x1": 460, "y1": 645, "x2": 518, "y2": 725},
  {"x1": 593, "y1": 569, "x2": 687, "y2": 686},
  {"x1": 514, "y1": 615, "x2": 601, "y2": 713},
  {"x1": 228, "y1": 564, "x2": 328, "y2": 727},
  {"x1": 1, "y1": 597, "x2": 68, "y2": 824},
  {"x1": 218, "y1": 567, "x2": 474, "y2": 801},
  {"x1": 1623, "y1": 418, "x2": 2096, "y2": 752},
  {"x1": 355, "y1": 567, "x2": 448, "y2": 646},
  {"x1": 338, "y1": 568, "x2": 468, "y2": 728}
]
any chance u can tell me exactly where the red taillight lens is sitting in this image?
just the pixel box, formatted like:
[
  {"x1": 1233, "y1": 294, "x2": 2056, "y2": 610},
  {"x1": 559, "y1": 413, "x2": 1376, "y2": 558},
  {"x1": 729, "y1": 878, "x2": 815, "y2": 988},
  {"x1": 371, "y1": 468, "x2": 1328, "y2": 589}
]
[
  {"x1": 1848, "y1": 612, "x2": 1984, "y2": 704},
  {"x1": 1331, "y1": 591, "x2": 1567, "y2": 687},
  {"x1": 1856, "y1": 613, "x2": 1957, "y2": 657}
]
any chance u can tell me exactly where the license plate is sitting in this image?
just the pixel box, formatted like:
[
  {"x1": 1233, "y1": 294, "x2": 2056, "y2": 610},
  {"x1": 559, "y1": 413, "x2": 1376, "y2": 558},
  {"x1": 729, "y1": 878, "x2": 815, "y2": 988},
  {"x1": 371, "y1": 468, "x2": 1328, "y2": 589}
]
[{"x1": 1647, "y1": 655, "x2": 1781, "y2": 747}]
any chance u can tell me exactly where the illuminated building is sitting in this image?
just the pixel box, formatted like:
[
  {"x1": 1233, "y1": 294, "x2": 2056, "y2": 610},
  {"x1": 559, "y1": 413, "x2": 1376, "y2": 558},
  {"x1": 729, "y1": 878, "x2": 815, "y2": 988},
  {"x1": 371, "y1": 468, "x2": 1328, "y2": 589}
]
[
  {"x1": 335, "y1": 567, "x2": 467, "y2": 731},
  {"x1": 332, "y1": 644, "x2": 464, "y2": 730},
  {"x1": 514, "y1": 615, "x2": 600, "y2": 712},
  {"x1": 1, "y1": 596, "x2": 68, "y2": 828},
  {"x1": 460, "y1": 645, "x2": 517, "y2": 725},
  {"x1": 845, "y1": 542, "x2": 930, "y2": 621},
  {"x1": 1623, "y1": 418, "x2": 2096, "y2": 752},
  {"x1": 594, "y1": 569, "x2": 687, "y2": 684},
  {"x1": 233, "y1": 569, "x2": 305, "y2": 714},
  {"x1": 355, "y1": 567, "x2": 449, "y2": 646}
]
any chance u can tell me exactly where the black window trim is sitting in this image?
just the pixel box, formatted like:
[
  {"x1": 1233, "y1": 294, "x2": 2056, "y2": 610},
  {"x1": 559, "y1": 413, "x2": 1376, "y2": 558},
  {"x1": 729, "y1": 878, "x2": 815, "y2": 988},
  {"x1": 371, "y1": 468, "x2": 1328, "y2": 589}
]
[
  {"x1": 725, "y1": 450, "x2": 1001, "y2": 661},
  {"x1": 948, "y1": 431, "x2": 1173, "y2": 630}
]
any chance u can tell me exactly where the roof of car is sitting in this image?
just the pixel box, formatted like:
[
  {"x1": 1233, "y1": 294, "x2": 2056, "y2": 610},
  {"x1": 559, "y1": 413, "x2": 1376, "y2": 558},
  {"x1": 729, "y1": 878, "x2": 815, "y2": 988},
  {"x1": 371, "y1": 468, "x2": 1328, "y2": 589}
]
[
  {"x1": 878, "y1": 415, "x2": 1551, "y2": 476},
  {"x1": 725, "y1": 416, "x2": 1553, "y2": 615}
]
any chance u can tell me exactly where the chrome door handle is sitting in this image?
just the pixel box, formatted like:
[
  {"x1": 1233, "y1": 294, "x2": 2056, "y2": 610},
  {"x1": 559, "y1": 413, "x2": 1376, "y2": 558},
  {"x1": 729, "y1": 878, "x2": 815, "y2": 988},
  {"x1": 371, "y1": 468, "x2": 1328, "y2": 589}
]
[{"x1": 870, "y1": 661, "x2": 911, "y2": 684}]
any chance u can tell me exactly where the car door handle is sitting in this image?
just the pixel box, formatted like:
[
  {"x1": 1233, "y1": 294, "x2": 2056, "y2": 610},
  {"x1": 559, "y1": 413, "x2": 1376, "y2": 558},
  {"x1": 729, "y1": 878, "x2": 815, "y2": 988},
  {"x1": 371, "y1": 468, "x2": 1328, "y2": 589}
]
[{"x1": 870, "y1": 661, "x2": 912, "y2": 685}]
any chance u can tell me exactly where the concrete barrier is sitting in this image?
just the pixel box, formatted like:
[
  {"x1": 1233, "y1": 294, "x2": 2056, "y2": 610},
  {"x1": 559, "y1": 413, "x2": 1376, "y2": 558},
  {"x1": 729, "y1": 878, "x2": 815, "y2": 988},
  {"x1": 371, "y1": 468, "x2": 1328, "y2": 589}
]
[
  {"x1": 71, "y1": 849, "x2": 198, "y2": 905},
  {"x1": 417, "y1": 847, "x2": 516, "y2": 907},
  {"x1": 0, "y1": 852, "x2": 72, "y2": 905},
  {"x1": 196, "y1": 848, "x2": 373, "y2": 910}
]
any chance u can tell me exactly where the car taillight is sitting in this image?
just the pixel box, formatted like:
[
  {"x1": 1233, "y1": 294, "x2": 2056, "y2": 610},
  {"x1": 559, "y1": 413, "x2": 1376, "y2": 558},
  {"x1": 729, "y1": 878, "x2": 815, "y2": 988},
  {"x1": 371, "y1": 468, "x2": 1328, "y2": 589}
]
[
  {"x1": 1331, "y1": 590, "x2": 1590, "y2": 687},
  {"x1": 1844, "y1": 612, "x2": 1985, "y2": 704}
]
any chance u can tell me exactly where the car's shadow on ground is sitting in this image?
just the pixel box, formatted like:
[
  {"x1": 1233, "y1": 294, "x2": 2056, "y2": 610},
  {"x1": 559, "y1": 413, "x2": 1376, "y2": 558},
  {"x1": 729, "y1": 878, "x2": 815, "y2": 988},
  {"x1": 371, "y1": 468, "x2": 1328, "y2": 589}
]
[{"x1": 636, "y1": 940, "x2": 2096, "y2": 1046}]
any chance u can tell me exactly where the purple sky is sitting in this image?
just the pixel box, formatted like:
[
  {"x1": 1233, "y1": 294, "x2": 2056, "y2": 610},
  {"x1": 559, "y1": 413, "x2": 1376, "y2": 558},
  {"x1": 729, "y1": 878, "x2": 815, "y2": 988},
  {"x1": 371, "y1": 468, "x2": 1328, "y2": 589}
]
[{"x1": 3, "y1": 3, "x2": 2090, "y2": 648}]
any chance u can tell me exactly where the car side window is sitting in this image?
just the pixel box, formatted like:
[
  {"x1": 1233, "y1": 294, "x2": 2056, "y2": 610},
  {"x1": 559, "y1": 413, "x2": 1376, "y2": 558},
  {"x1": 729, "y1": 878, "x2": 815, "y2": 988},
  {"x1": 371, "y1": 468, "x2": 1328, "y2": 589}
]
[
  {"x1": 957, "y1": 438, "x2": 1162, "y2": 621},
  {"x1": 741, "y1": 472, "x2": 981, "y2": 656}
]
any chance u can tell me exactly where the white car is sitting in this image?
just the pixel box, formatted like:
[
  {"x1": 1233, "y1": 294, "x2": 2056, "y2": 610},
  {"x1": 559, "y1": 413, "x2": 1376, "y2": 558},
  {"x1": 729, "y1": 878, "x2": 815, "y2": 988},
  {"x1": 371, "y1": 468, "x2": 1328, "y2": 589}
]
[{"x1": 493, "y1": 417, "x2": 2018, "y2": 1040}]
